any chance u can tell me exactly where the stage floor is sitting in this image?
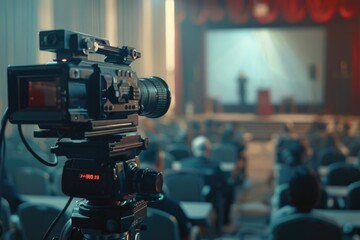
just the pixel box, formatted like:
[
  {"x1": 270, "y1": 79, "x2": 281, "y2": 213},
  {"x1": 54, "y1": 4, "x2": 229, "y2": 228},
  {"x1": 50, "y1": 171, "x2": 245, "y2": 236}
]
[
  {"x1": 184, "y1": 113, "x2": 360, "y2": 124},
  {"x1": 176, "y1": 113, "x2": 360, "y2": 141}
]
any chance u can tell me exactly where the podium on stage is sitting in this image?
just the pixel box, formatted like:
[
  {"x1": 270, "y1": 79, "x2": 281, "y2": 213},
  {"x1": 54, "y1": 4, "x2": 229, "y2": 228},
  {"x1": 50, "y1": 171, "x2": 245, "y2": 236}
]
[{"x1": 257, "y1": 89, "x2": 273, "y2": 115}]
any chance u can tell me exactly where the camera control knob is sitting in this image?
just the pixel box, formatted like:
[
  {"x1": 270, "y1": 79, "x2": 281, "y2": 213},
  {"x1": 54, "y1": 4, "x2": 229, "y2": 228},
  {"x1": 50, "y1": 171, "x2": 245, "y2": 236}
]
[{"x1": 81, "y1": 38, "x2": 99, "y2": 54}]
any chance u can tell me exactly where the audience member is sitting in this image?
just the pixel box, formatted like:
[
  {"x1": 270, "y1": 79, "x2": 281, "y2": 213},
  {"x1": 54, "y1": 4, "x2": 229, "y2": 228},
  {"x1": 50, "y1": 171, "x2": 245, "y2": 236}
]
[
  {"x1": 274, "y1": 123, "x2": 298, "y2": 164},
  {"x1": 181, "y1": 136, "x2": 235, "y2": 227},
  {"x1": 314, "y1": 133, "x2": 346, "y2": 168},
  {"x1": 138, "y1": 142, "x2": 192, "y2": 240},
  {"x1": 276, "y1": 139, "x2": 308, "y2": 185},
  {"x1": 271, "y1": 165, "x2": 321, "y2": 222},
  {"x1": 305, "y1": 121, "x2": 328, "y2": 157},
  {"x1": 220, "y1": 124, "x2": 247, "y2": 184},
  {"x1": 337, "y1": 122, "x2": 354, "y2": 148}
]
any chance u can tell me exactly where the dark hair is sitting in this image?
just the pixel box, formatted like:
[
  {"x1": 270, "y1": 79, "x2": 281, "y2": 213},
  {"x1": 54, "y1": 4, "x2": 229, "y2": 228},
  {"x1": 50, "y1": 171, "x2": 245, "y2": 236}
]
[
  {"x1": 288, "y1": 166, "x2": 320, "y2": 213},
  {"x1": 138, "y1": 142, "x2": 160, "y2": 165}
]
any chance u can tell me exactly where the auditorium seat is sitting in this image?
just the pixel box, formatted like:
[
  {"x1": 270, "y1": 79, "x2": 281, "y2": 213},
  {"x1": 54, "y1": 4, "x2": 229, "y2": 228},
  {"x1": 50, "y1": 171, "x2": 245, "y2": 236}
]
[
  {"x1": 210, "y1": 143, "x2": 237, "y2": 164},
  {"x1": 319, "y1": 150, "x2": 346, "y2": 166},
  {"x1": 273, "y1": 184, "x2": 328, "y2": 210},
  {"x1": 0, "y1": 198, "x2": 12, "y2": 236},
  {"x1": 163, "y1": 170, "x2": 208, "y2": 202},
  {"x1": 347, "y1": 181, "x2": 360, "y2": 209},
  {"x1": 270, "y1": 213, "x2": 342, "y2": 240},
  {"x1": 326, "y1": 162, "x2": 360, "y2": 186},
  {"x1": 141, "y1": 208, "x2": 181, "y2": 240},
  {"x1": 165, "y1": 143, "x2": 192, "y2": 161},
  {"x1": 17, "y1": 202, "x2": 70, "y2": 240}
]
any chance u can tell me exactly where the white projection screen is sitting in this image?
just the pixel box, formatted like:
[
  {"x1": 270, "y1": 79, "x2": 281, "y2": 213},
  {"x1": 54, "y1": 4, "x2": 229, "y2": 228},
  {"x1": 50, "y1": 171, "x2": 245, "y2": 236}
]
[{"x1": 205, "y1": 27, "x2": 326, "y2": 106}]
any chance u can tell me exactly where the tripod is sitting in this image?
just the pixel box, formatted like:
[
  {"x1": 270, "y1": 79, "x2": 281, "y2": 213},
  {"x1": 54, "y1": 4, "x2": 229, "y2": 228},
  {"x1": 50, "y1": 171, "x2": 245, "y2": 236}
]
[
  {"x1": 59, "y1": 199, "x2": 147, "y2": 240},
  {"x1": 47, "y1": 133, "x2": 163, "y2": 240}
]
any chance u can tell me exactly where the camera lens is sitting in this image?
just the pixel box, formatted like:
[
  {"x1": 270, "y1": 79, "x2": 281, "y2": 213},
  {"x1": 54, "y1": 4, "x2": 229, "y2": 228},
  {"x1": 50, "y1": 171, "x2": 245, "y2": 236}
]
[
  {"x1": 138, "y1": 77, "x2": 171, "y2": 118},
  {"x1": 131, "y1": 167, "x2": 163, "y2": 194}
]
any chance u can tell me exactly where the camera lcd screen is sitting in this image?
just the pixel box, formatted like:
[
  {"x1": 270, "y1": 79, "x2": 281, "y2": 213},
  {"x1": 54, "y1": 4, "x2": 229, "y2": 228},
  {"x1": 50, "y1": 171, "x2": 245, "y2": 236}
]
[{"x1": 26, "y1": 80, "x2": 57, "y2": 108}]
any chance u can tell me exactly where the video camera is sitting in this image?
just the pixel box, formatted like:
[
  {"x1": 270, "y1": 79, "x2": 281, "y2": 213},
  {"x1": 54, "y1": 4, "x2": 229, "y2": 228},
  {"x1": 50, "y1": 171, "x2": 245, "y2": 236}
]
[
  {"x1": 7, "y1": 29, "x2": 171, "y2": 238},
  {"x1": 8, "y1": 29, "x2": 170, "y2": 136}
]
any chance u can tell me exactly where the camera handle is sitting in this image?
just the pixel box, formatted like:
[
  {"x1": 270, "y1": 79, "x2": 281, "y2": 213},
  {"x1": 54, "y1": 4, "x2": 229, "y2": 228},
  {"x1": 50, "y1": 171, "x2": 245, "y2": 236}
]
[{"x1": 58, "y1": 199, "x2": 147, "y2": 240}]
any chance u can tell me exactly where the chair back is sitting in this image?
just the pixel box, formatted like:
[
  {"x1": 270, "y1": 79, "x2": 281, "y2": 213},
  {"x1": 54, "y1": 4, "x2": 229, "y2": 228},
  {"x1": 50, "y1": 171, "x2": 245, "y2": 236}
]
[
  {"x1": 0, "y1": 198, "x2": 11, "y2": 234},
  {"x1": 164, "y1": 170, "x2": 206, "y2": 202},
  {"x1": 14, "y1": 166, "x2": 51, "y2": 195},
  {"x1": 347, "y1": 181, "x2": 360, "y2": 209},
  {"x1": 326, "y1": 162, "x2": 360, "y2": 186},
  {"x1": 166, "y1": 143, "x2": 192, "y2": 161},
  {"x1": 320, "y1": 150, "x2": 346, "y2": 166},
  {"x1": 211, "y1": 143, "x2": 237, "y2": 163},
  {"x1": 274, "y1": 184, "x2": 328, "y2": 209},
  {"x1": 271, "y1": 213, "x2": 342, "y2": 240},
  {"x1": 17, "y1": 202, "x2": 70, "y2": 240},
  {"x1": 141, "y1": 208, "x2": 180, "y2": 240}
]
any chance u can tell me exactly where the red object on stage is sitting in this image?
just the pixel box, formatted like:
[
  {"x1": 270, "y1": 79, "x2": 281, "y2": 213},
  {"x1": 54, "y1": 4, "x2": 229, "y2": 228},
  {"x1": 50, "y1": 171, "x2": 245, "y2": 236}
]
[{"x1": 257, "y1": 90, "x2": 274, "y2": 115}]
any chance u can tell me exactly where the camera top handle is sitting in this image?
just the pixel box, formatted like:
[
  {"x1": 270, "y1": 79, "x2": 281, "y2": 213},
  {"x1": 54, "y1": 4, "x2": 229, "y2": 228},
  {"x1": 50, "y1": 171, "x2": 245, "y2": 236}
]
[{"x1": 40, "y1": 29, "x2": 141, "y2": 65}]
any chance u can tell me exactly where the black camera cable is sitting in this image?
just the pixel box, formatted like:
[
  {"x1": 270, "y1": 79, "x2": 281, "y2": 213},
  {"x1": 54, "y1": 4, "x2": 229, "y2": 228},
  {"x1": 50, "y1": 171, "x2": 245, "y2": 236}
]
[
  {"x1": 42, "y1": 196, "x2": 73, "y2": 240},
  {"x1": 0, "y1": 108, "x2": 10, "y2": 237},
  {"x1": 16, "y1": 124, "x2": 74, "y2": 239},
  {"x1": 17, "y1": 124, "x2": 58, "y2": 167},
  {"x1": 16, "y1": 125, "x2": 74, "y2": 239}
]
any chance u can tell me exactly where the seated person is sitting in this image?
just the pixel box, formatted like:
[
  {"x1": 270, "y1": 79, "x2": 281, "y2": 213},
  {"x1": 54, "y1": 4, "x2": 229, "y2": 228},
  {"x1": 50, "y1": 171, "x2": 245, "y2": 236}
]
[
  {"x1": 138, "y1": 142, "x2": 192, "y2": 240},
  {"x1": 276, "y1": 139, "x2": 308, "y2": 185},
  {"x1": 181, "y1": 136, "x2": 235, "y2": 227},
  {"x1": 271, "y1": 165, "x2": 320, "y2": 222}
]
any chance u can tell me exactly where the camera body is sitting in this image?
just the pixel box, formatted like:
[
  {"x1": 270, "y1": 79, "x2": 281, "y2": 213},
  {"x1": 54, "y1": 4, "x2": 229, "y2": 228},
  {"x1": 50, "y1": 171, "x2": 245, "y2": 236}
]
[
  {"x1": 8, "y1": 29, "x2": 170, "y2": 137},
  {"x1": 8, "y1": 61, "x2": 140, "y2": 127}
]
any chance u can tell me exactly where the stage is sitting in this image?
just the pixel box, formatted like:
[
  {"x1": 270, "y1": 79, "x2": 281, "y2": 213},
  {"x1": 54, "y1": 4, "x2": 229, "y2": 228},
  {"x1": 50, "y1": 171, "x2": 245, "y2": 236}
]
[{"x1": 179, "y1": 113, "x2": 360, "y2": 141}]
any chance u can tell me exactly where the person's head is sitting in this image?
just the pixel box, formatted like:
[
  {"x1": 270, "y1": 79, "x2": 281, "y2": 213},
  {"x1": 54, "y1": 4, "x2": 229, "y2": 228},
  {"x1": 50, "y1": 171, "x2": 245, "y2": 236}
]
[
  {"x1": 138, "y1": 142, "x2": 164, "y2": 172},
  {"x1": 191, "y1": 136, "x2": 212, "y2": 158},
  {"x1": 288, "y1": 166, "x2": 320, "y2": 213}
]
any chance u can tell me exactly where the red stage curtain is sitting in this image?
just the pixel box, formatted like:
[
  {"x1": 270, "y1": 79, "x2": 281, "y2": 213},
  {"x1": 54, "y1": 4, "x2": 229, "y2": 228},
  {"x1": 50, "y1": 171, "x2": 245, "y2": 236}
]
[
  {"x1": 253, "y1": 0, "x2": 281, "y2": 24},
  {"x1": 189, "y1": 0, "x2": 225, "y2": 24},
  {"x1": 186, "y1": 0, "x2": 358, "y2": 24},
  {"x1": 207, "y1": 0, "x2": 225, "y2": 21},
  {"x1": 281, "y1": 0, "x2": 307, "y2": 23},
  {"x1": 306, "y1": 0, "x2": 338, "y2": 23},
  {"x1": 338, "y1": 0, "x2": 358, "y2": 19},
  {"x1": 226, "y1": 0, "x2": 252, "y2": 24},
  {"x1": 352, "y1": 23, "x2": 359, "y2": 114}
]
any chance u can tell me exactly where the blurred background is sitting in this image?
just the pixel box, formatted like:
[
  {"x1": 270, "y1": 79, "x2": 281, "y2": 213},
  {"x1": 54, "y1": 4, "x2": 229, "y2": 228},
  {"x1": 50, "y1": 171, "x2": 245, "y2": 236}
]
[{"x1": 1, "y1": 0, "x2": 360, "y2": 240}]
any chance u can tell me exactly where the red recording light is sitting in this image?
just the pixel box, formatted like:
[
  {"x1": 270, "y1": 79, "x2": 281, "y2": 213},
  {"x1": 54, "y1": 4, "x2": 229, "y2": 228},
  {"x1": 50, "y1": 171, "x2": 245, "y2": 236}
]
[{"x1": 79, "y1": 173, "x2": 100, "y2": 181}]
